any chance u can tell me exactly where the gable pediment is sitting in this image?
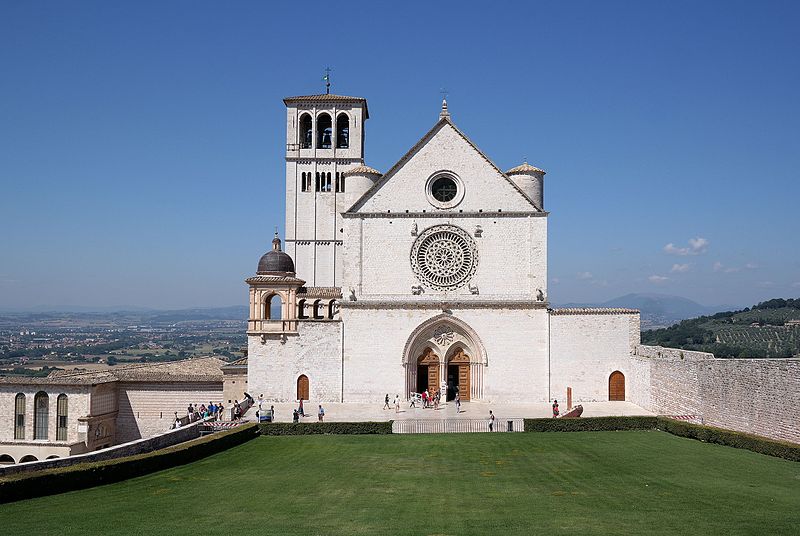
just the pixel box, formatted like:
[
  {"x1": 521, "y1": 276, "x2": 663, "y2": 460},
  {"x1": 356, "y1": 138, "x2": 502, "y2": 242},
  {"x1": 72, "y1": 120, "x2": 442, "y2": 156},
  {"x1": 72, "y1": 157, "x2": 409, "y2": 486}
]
[{"x1": 348, "y1": 119, "x2": 542, "y2": 214}]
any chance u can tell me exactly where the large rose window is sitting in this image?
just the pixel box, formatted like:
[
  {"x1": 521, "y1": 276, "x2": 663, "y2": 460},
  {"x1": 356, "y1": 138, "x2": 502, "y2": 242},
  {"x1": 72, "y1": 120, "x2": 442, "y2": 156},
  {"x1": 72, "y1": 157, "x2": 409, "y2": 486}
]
[{"x1": 411, "y1": 225, "x2": 478, "y2": 290}]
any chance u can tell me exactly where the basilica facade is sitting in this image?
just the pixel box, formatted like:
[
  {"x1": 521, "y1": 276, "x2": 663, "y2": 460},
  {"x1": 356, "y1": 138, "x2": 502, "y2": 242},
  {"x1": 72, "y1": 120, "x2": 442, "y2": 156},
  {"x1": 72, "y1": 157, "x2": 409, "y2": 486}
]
[{"x1": 246, "y1": 93, "x2": 639, "y2": 404}]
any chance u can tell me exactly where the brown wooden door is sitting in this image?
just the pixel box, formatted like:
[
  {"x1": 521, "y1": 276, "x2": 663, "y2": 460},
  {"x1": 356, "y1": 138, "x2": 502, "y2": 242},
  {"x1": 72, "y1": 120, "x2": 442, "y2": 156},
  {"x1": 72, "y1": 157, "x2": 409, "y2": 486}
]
[
  {"x1": 609, "y1": 371, "x2": 625, "y2": 401},
  {"x1": 449, "y1": 349, "x2": 471, "y2": 401},
  {"x1": 418, "y1": 348, "x2": 440, "y2": 394},
  {"x1": 297, "y1": 374, "x2": 309, "y2": 400}
]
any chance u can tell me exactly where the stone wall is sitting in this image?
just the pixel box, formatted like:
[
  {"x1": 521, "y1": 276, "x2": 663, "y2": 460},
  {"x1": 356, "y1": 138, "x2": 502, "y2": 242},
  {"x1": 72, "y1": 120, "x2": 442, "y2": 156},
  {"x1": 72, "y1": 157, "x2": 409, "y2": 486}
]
[
  {"x1": 549, "y1": 311, "x2": 640, "y2": 402},
  {"x1": 0, "y1": 418, "x2": 203, "y2": 477},
  {"x1": 632, "y1": 345, "x2": 800, "y2": 443},
  {"x1": 115, "y1": 382, "x2": 223, "y2": 443}
]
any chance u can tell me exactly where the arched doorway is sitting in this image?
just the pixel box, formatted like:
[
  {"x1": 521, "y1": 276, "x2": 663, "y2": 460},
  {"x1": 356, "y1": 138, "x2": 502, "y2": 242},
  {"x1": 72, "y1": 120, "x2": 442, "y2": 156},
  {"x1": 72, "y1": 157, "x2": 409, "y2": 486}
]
[
  {"x1": 447, "y1": 348, "x2": 471, "y2": 401},
  {"x1": 403, "y1": 315, "x2": 486, "y2": 400},
  {"x1": 0, "y1": 454, "x2": 14, "y2": 465},
  {"x1": 297, "y1": 374, "x2": 309, "y2": 401},
  {"x1": 416, "y1": 347, "x2": 439, "y2": 394},
  {"x1": 19, "y1": 455, "x2": 38, "y2": 463},
  {"x1": 609, "y1": 371, "x2": 625, "y2": 401}
]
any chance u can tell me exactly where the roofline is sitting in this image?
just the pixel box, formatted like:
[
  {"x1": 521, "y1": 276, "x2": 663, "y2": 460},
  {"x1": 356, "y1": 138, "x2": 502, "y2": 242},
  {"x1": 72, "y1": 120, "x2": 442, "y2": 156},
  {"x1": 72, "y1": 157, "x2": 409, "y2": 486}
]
[
  {"x1": 283, "y1": 95, "x2": 369, "y2": 119},
  {"x1": 345, "y1": 116, "x2": 544, "y2": 213}
]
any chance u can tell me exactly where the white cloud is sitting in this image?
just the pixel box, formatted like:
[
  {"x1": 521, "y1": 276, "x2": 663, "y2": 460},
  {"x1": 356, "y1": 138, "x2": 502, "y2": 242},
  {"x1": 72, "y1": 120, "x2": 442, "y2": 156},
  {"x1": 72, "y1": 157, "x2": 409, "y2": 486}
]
[
  {"x1": 577, "y1": 271, "x2": 593, "y2": 280},
  {"x1": 664, "y1": 237, "x2": 709, "y2": 256},
  {"x1": 671, "y1": 263, "x2": 690, "y2": 273},
  {"x1": 713, "y1": 261, "x2": 723, "y2": 272},
  {"x1": 745, "y1": 262, "x2": 759, "y2": 270},
  {"x1": 648, "y1": 275, "x2": 669, "y2": 284}
]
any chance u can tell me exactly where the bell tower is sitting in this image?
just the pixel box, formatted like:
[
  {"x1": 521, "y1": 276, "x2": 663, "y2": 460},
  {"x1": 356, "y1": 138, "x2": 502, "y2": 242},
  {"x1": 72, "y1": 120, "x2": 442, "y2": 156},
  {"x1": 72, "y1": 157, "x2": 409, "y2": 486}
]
[{"x1": 283, "y1": 92, "x2": 369, "y2": 288}]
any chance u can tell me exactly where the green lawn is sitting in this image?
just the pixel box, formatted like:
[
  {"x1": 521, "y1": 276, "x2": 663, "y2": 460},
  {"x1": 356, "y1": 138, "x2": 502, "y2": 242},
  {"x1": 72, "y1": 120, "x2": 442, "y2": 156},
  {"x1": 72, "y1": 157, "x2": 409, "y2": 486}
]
[{"x1": 3, "y1": 431, "x2": 799, "y2": 535}]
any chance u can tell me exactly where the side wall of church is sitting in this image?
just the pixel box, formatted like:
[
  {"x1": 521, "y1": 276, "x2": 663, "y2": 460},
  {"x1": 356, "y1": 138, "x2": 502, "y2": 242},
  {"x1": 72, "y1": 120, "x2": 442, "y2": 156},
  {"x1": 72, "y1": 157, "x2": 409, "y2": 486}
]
[
  {"x1": 248, "y1": 322, "x2": 343, "y2": 403},
  {"x1": 630, "y1": 346, "x2": 800, "y2": 443},
  {"x1": 549, "y1": 313, "x2": 640, "y2": 402},
  {"x1": 341, "y1": 307, "x2": 550, "y2": 403}
]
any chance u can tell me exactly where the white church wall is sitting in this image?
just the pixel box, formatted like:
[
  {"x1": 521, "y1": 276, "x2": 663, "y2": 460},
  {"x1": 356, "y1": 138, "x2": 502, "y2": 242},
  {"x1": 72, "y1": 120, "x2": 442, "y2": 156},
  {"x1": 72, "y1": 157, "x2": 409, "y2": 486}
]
[
  {"x1": 341, "y1": 215, "x2": 546, "y2": 299},
  {"x1": 355, "y1": 122, "x2": 539, "y2": 214},
  {"x1": 248, "y1": 322, "x2": 342, "y2": 403},
  {"x1": 340, "y1": 306, "x2": 549, "y2": 403},
  {"x1": 549, "y1": 312, "x2": 639, "y2": 402}
]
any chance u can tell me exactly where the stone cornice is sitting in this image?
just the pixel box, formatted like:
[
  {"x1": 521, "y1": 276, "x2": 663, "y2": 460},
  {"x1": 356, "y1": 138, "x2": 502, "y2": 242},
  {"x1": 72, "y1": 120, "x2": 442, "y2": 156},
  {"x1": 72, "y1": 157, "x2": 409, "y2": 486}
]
[
  {"x1": 549, "y1": 307, "x2": 639, "y2": 315},
  {"x1": 341, "y1": 299, "x2": 549, "y2": 310},
  {"x1": 342, "y1": 210, "x2": 548, "y2": 219}
]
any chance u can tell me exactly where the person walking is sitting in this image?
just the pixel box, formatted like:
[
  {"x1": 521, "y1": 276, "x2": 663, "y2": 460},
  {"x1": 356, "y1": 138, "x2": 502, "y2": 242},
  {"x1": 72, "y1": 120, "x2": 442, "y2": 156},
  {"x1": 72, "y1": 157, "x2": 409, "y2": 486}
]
[
  {"x1": 488, "y1": 410, "x2": 495, "y2": 432},
  {"x1": 552, "y1": 399, "x2": 560, "y2": 418},
  {"x1": 383, "y1": 394, "x2": 391, "y2": 410},
  {"x1": 292, "y1": 409, "x2": 299, "y2": 423},
  {"x1": 318, "y1": 404, "x2": 325, "y2": 422},
  {"x1": 298, "y1": 398, "x2": 305, "y2": 417},
  {"x1": 455, "y1": 392, "x2": 461, "y2": 413},
  {"x1": 270, "y1": 405, "x2": 275, "y2": 422},
  {"x1": 394, "y1": 394, "x2": 400, "y2": 413}
]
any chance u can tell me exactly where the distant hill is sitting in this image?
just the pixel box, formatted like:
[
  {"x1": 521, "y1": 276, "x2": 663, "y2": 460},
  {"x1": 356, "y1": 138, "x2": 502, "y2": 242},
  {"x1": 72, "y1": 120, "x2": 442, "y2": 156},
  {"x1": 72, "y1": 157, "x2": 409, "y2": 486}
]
[
  {"x1": 559, "y1": 293, "x2": 730, "y2": 329},
  {"x1": 641, "y1": 298, "x2": 800, "y2": 358}
]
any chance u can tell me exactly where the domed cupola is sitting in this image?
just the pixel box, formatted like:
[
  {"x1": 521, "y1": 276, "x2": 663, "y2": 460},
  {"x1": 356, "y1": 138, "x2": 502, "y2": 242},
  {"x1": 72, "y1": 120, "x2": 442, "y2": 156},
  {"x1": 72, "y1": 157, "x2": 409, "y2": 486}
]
[
  {"x1": 257, "y1": 233, "x2": 295, "y2": 275},
  {"x1": 506, "y1": 162, "x2": 546, "y2": 210}
]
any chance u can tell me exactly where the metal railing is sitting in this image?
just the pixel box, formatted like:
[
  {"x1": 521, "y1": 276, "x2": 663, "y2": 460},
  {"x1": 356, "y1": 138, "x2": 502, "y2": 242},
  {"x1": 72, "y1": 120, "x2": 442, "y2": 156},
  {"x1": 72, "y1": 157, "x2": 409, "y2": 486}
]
[{"x1": 392, "y1": 418, "x2": 525, "y2": 434}]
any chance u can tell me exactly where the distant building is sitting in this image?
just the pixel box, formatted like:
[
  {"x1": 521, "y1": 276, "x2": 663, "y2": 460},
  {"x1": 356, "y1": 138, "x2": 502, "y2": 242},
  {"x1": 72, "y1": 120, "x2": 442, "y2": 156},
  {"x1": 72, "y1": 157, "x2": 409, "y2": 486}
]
[{"x1": 0, "y1": 357, "x2": 225, "y2": 465}]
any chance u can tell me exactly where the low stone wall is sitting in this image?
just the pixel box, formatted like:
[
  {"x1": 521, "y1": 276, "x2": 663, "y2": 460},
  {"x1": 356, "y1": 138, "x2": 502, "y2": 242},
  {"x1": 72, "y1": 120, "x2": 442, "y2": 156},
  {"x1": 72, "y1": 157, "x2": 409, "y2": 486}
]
[
  {"x1": 0, "y1": 418, "x2": 206, "y2": 478},
  {"x1": 632, "y1": 345, "x2": 800, "y2": 444}
]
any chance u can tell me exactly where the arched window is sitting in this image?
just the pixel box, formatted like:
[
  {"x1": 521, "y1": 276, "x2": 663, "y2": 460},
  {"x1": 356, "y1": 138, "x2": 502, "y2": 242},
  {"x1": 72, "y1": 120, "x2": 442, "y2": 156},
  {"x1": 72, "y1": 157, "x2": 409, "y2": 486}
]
[
  {"x1": 336, "y1": 113, "x2": 349, "y2": 148},
  {"x1": 297, "y1": 298, "x2": 308, "y2": 319},
  {"x1": 266, "y1": 294, "x2": 283, "y2": 320},
  {"x1": 46, "y1": 455, "x2": 60, "y2": 460},
  {"x1": 33, "y1": 391, "x2": 48, "y2": 440},
  {"x1": 14, "y1": 393, "x2": 25, "y2": 440},
  {"x1": 335, "y1": 172, "x2": 342, "y2": 193},
  {"x1": 327, "y1": 299, "x2": 338, "y2": 319},
  {"x1": 609, "y1": 371, "x2": 625, "y2": 401},
  {"x1": 56, "y1": 394, "x2": 68, "y2": 441},
  {"x1": 325, "y1": 172, "x2": 332, "y2": 192},
  {"x1": 297, "y1": 374, "x2": 309, "y2": 401},
  {"x1": 313, "y1": 299, "x2": 323, "y2": 319},
  {"x1": 299, "y1": 113, "x2": 312, "y2": 148},
  {"x1": 301, "y1": 172, "x2": 308, "y2": 192},
  {"x1": 317, "y1": 113, "x2": 332, "y2": 149},
  {"x1": 0, "y1": 454, "x2": 14, "y2": 465},
  {"x1": 19, "y1": 455, "x2": 38, "y2": 463},
  {"x1": 315, "y1": 172, "x2": 321, "y2": 192}
]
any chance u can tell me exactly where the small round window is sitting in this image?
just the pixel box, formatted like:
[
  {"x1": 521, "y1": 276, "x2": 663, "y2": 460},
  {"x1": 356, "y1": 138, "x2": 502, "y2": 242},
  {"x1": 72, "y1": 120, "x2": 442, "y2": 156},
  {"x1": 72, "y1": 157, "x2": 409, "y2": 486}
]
[
  {"x1": 425, "y1": 172, "x2": 464, "y2": 209},
  {"x1": 431, "y1": 177, "x2": 457, "y2": 202}
]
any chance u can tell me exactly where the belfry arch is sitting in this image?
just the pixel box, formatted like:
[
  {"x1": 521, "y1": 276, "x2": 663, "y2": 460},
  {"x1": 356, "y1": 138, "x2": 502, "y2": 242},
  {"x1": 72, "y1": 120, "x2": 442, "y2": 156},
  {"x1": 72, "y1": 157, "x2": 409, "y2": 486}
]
[{"x1": 402, "y1": 314, "x2": 487, "y2": 401}]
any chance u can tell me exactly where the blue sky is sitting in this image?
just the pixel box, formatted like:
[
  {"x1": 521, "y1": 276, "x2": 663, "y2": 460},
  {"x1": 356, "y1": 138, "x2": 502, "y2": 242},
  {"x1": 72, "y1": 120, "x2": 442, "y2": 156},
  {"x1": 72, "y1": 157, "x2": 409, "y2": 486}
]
[{"x1": 1, "y1": 1, "x2": 798, "y2": 310}]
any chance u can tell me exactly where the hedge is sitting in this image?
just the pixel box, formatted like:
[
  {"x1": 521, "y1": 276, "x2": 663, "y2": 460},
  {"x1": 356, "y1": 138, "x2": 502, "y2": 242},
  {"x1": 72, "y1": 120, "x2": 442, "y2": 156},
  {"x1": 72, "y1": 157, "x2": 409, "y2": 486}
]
[
  {"x1": 259, "y1": 421, "x2": 392, "y2": 436},
  {"x1": 655, "y1": 417, "x2": 800, "y2": 462},
  {"x1": 524, "y1": 416, "x2": 658, "y2": 432},
  {"x1": 0, "y1": 422, "x2": 259, "y2": 504}
]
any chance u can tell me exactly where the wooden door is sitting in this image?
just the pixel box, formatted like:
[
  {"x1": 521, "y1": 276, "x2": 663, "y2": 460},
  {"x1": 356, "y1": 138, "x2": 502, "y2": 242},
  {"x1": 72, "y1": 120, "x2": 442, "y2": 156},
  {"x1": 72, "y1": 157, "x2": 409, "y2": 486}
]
[
  {"x1": 297, "y1": 374, "x2": 309, "y2": 400},
  {"x1": 418, "y1": 348, "x2": 439, "y2": 394},
  {"x1": 449, "y1": 349, "x2": 471, "y2": 401},
  {"x1": 609, "y1": 371, "x2": 625, "y2": 401}
]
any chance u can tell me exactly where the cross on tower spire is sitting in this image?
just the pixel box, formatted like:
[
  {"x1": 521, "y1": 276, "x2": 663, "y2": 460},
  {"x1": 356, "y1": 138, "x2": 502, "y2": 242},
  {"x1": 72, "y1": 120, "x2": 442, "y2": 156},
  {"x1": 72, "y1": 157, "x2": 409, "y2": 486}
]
[{"x1": 323, "y1": 67, "x2": 331, "y2": 95}]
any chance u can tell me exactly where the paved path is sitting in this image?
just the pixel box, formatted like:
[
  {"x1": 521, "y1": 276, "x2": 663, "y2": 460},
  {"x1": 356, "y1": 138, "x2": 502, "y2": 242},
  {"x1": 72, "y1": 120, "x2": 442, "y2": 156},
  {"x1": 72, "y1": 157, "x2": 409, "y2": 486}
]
[{"x1": 246, "y1": 400, "x2": 653, "y2": 424}]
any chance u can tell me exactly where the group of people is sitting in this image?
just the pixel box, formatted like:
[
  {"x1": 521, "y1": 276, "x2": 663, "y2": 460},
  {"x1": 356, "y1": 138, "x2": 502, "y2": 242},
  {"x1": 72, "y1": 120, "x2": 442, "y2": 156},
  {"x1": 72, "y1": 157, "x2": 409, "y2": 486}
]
[
  {"x1": 383, "y1": 394, "x2": 402, "y2": 413},
  {"x1": 291, "y1": 401, "x2": 325, "y2": 423},
  {"x1": 173, "y1": 401, "x2": 225, "y2": 429}
]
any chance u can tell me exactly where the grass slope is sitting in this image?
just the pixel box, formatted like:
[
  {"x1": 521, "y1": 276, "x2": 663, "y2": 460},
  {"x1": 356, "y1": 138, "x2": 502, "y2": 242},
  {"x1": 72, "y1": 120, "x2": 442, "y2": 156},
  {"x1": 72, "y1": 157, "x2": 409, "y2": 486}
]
[{"x1": 2, "y1": 431, "x2": 799, "y2": 535}]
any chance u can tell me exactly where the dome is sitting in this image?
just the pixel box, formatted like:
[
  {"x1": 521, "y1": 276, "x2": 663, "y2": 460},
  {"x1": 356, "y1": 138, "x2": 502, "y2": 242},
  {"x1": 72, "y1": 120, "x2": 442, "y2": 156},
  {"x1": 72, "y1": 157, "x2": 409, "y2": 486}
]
[
  {"x1": 343, "y1": 164, "x2": 382, "y2": 177},
  {"x1": 257, "y1": 233, "x2": 295, "y2": 275}
]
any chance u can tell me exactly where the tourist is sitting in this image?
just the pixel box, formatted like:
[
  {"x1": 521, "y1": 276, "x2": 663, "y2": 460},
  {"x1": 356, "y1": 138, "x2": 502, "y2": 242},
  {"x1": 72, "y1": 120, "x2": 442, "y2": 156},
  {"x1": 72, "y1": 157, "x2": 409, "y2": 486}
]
[
  {"x1": 173, "y1": 412, "x2": 181, "y2": 429},
  {"x1": 258, "y1": 394, "x2": 264, "y2": 413},
  {"x1": 234, "y1": 400, "x2": 242, "y2": 421},
  {"x1": 433, "y1": 390, "x2": 440, "y2": 410},
  {"x1": 187, "y1": 402, "x2": 194, "y2": 420},
  {"x1": 298, "y1": 398, "x2": 305, "y2": 417},
  {"x1": 318, "y1": 404, "x2": 325, "y2": 422},
  {"x1": 394, "y1": 394, "x2": 400, "y2": 413},
  {"x1": 270, "y1": 405, "x2": 275, "y2": 422},
  {"x1": 423, "y1": 389, "x2": 429, "y2": 408},
  {"x1": 200, "y1": 404, "x2": 207, "y2": 418},
  {"x1": 383, "y1": 393, "x2": 390, "y2": 410},
  {"x1": 552, "y1": 399, "x2": 560, "y2": 418},
  {"x1": 488, "y1": 410, "x2": 495, "y2": 431},
  {"x1": 455, "y1": 392, "x2": 461, "y2": 413},
  {"x1": 292, "y1": 409, "x2": 299, "y2": 423},
  {"x1": 218, "y1": 402, "x2": 225, "y2": 421}
]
